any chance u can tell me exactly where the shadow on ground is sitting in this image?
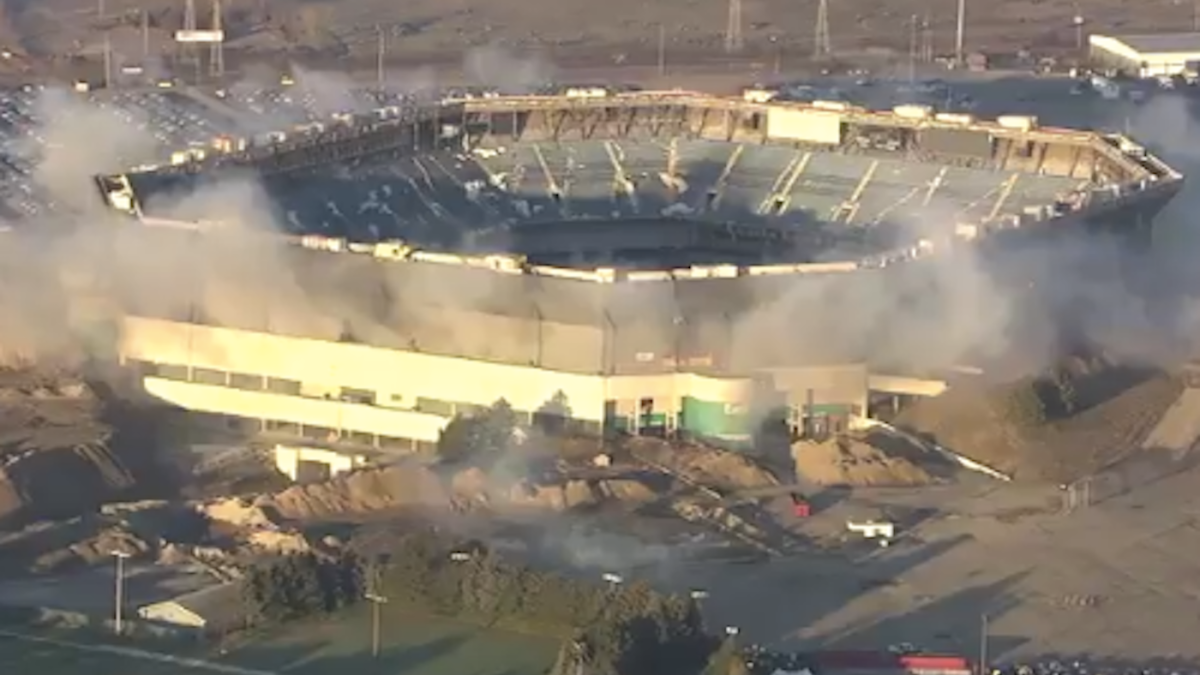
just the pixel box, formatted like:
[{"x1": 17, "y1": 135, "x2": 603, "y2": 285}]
[{"x1": 810, "y1": 571, "x2": 1028, "y2": 660}]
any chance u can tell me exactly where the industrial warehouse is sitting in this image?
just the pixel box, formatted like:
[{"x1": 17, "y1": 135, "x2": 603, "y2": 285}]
[{"x1": 94, "y1": 91, "x2": 1182, "y2": 452}]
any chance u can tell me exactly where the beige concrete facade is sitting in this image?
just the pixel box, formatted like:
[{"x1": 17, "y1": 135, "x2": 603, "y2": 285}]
[{"x1": 119, "y1": 316, "x2": 879, "y2": 450}]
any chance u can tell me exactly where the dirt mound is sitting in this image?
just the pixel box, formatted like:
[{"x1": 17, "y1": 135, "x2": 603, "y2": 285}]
[
  {"x1": 508, "y1": 479, "x2": 601, "y2": 511},
  {"x1": 595, "y1": 478, "x2": 657, "y2": 504},
  {"x1": 793, "y1": 435, "x2": 935, "y2": 487},
  {"x1": 629, "y1": 438, "x2": 779, "y2": 494},
  {"x1": 200, "y1": 497, "x2": 279, "y2": 529},
  {"x1": 450, "y1": 466, "x2": 491, "y2": 505},
  {"x1": 897, "y1": 368, "x2": 1182, "y2": 482},
  {"x1": 266, "y1": 463, "x2": 449, "y2": 519}
]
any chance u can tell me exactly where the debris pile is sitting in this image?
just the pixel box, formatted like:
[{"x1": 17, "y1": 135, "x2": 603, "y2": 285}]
[
  {"x1": 897, "y1": 367, "x2": 1183, "y2": 481},
  {"x1": 628, "y1": 438, "x2": 780, "y2": 493},
  {"x1": 792, "y1": 434, "x2": 935, "y2": 487},
  {"x1": 265, "y1": 463, "x2": 450, "y2": 519}
]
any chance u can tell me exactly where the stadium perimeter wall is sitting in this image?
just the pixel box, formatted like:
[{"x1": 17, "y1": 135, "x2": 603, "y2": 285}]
[{"x1": 118, "y1": 317, "x2": 870, "y2": 449}]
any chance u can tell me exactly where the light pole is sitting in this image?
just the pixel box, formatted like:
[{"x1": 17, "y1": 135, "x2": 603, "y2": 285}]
[
  {"x1": 690, "y1": 589, "x2": 709, "y2": 630},
  {"x1": 375, "y1": 25, "x2": 385, "y2": 91},
  {"x1": 955, "y1": 0, "x2": 966, "y2": 67},
  {"x1": 365, "y1": 592, "x2": 388, "y2": 657},
  {"x1": 111, "y1": 550, "x2": 131, "y2": 635},
  {"x1": 657, "y1": 24, "x2": 666, "y2": 77}
]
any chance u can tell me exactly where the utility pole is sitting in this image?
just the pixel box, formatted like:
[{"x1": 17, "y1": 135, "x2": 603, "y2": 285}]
[
  {"x1": 814, "y1": 0, "x2": 832, "y2": 58},
  {"x1": 978, "y1": 613, "x2": 989, "y2": 675},
  {"x1": 375, "y1": 25, "x2": 385, "y2": 89},
  {"x1": 955, "y1": 0, "x2": 966, "y2": 66},
  {"x1": 724, "y1": 0, "x2": 743, "y2": 53},
  {"x1": 908, "y1": 14, "x2": 918, "y2": 82},
  {"x1": 141, "y1": 9, "x2": 150, "y2": 61},
  {"x1": 103, "y1": 32, "x2": 113, "y2": 90},
  {"x1": 183, "y1": 0, "x2": 198, "y2": 80},
  {"x1": 209, "y1": 0, "x2": 224, "y2": 78},
  {"x1": 657, "y1": 23, "x2": 667, "y2": 76},
  {"x1": 365, "y1": 593, "x2": 388, "y2": 657},
  {"x1": 111, "y1": 551, "x2": 131, "y2": 635},
  {"x1": 921, "y1": 14, "x2": 933, "y2": 62}
]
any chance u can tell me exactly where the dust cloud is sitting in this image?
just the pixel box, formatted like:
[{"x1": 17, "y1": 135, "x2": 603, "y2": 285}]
[
  {"x1": 1, "y1": 69, "x2": 1198, "y2": 384},
  {"x1": 462, "y1": 44, "x2": 555, "y2": 94},
  {"x1": 0, "y1": 45, "x2": 559, "y2": 367}
]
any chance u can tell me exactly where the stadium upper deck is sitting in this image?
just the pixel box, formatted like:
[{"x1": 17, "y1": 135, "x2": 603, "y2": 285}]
[
  {"x1": 81, "y1": 91, "x2": 1184, "y2": 377},
  {"x1": 95, "y1": 91, "x2": 1181, "y2": 269}
]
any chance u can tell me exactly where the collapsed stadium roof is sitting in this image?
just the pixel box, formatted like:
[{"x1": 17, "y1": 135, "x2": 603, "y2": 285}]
[{"x1": 92, "y1": 91, "x2": 1184, "y2": 375}]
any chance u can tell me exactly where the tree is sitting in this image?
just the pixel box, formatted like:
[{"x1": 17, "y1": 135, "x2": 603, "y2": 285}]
[
  {"x1": 436, "y1": 398, "x2": 517, "y2": 462},
  {"x1": 535, "y1": 391, "x2": 572, "y2": 434},
  {"x1": 477, "y1": 398, "x2": 517, "y2": 453}
]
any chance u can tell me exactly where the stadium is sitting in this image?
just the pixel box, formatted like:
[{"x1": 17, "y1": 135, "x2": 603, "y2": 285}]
[{"x1": 91, "y1": 90, "x2": 1183, "y2": 452}]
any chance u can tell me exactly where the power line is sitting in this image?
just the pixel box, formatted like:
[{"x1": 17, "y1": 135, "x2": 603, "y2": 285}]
[
  {"x1": 725, "y1": 0, "x2": 743, "y2": 53},
  {"x1": 814, "y1": 0, "x2": 831, "y2": 57}
]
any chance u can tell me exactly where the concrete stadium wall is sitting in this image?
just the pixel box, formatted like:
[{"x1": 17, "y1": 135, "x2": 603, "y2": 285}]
[
  {"x1": 120, "y1": 317, "x2": 609, "y2": 423},
  {"x1": 769, "y1": 365, "x2": 870, "y2": 414},
  {"x1": 142, "y1": 378, "x2": 452, "y2": 443},
  {"x1": 120, "y1": 317, "x2": 879, "y2": 447},
  {"x1": 867, "y1": 374, "x2": 949, "y2": 397}
]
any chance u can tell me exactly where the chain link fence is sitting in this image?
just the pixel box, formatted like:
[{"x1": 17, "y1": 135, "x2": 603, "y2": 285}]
[{"x1": 1061, "y1": 447, "x2": 1200, "y2": 512}]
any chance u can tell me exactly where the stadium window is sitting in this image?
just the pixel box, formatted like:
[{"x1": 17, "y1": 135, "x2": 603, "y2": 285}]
[
  {"x1": 454, "y1": 402, "x2": 483, "y2": 417},
  {"x1": 345, "y1": 430, "x2": 376, "y2": 447},
  {"x1": 224, "y1": 416, "x2": 258, "y2": 433},
  {"x1": 339, "y1": 387, "x2": 376, "y2": 405},
  {"x1": 266, "y1": 377, "x2": 302, "y2": 396},
  {"x1": 380, "y1": 435, "x2": 415, "y2": 451},
  {"x1": 192, "y1": 367, "x2": 228, "y2": 386},
  {"x1": 156, "y1": 363, "x2": 189, "y2": 381},
  {"x1": 124, "y1": 359, "x2": 156, "y2": 377},
  {"x1": 302, "y1": 425, "x2": 339, "y2": 442},
  {"x1": 229, "y1": 372, "x2": 265, "y2": 391},
  {"x1": 416, "y1": 397, "x2": 454, "y2": 417},
  {"x1": 265, "y1": 420, "x2": 300, "y2": 436}
]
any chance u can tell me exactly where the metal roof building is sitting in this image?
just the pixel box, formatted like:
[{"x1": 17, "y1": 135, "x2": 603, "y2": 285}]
[{"x1": 1089, "y1": 32, "x2": 1200, "y2": 77}]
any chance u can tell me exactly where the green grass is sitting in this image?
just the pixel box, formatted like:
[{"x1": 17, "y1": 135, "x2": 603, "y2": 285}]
[
  {"x1": 219, "y1": 606, "x2": 560, "y2": 675},
  {"x1": 0, "y1": 632, "x2": 213, "y2": 675},
  {"x1": 0, "y1": 606, "x2": 559, "y2": 675}
]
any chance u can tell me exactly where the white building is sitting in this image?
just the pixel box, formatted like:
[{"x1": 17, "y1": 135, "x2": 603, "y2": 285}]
[{"x1": 1089, "y1": 33, "x2": 1200, "y2": 78}]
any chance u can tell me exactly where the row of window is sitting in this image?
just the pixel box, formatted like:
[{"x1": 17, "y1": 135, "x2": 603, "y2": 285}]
[
  {"x1": 185, "y1": 411, "x2": 437, "y2": 453},
  {"x1": 131, "y1": 359, "x2": 602, "y2": 436}
]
